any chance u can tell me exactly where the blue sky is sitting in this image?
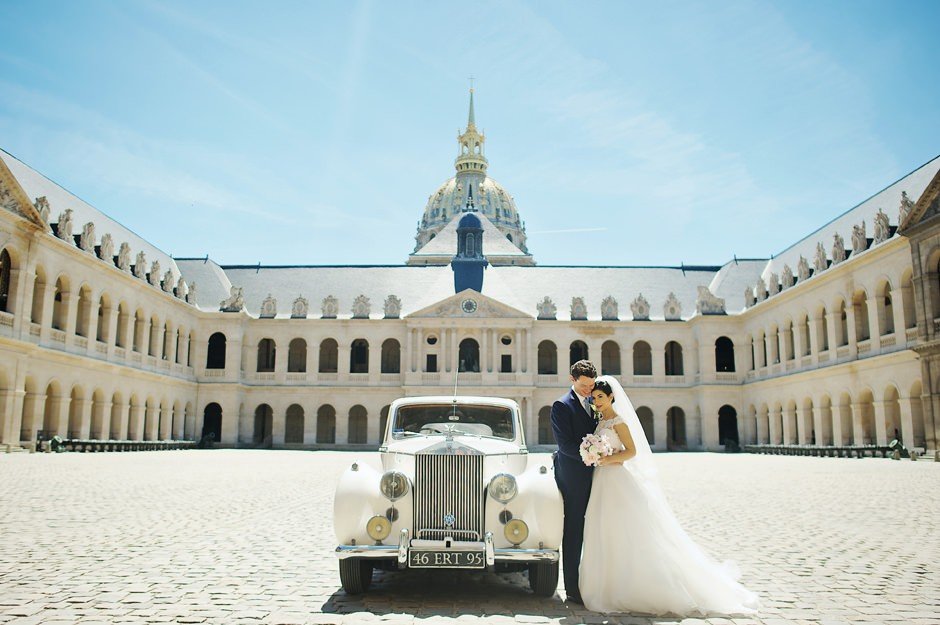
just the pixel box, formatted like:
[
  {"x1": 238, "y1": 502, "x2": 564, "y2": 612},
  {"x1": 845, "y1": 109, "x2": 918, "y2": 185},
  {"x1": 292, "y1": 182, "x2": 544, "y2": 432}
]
[{"x1": 1, "y1": 0, "x2": 938, "y2": 267}]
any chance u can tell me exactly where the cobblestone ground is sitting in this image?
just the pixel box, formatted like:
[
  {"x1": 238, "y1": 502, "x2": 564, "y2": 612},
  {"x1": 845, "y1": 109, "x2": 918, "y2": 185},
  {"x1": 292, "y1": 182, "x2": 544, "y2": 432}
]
[{"x1": 1, "y1": 450, "x2": 938, "y2": 625}]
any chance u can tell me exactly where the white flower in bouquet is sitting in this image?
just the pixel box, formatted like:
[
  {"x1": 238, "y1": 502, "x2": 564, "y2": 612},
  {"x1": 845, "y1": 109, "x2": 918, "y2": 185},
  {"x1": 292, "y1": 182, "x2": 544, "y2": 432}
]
[{"x1": 580, "y1": 432, "x2": 613, "y2": 467}]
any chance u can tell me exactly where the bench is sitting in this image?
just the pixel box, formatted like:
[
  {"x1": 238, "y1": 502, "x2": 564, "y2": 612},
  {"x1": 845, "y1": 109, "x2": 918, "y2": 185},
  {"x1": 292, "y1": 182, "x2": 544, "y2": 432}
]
[
  {"x1": 742, "y1": 444, "x2": 895, "y2": 458},
  {"x1": 45, "y1": 439, "x2": 198, "y2": 453}
]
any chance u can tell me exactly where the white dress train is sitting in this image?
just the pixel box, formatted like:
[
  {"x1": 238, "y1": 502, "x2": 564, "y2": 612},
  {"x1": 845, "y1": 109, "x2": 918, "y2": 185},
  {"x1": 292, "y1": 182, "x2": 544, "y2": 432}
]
[{"x1": 579, "y1": 415, "x2": 760, "y2": 616}]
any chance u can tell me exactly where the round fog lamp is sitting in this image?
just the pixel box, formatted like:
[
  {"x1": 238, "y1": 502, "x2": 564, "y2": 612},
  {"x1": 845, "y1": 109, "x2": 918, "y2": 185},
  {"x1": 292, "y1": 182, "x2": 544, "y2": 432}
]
[
  {"x1": 380, "y1": 471, "x2": 409, "y2": 501},
  {"x1": 504, "y1": 519, "x2": 529, "y2": 545},
  {"x1": 366, "y1": 515, "x2": 392, "y2": 542},
  {"x1": 488, "y1": 473, "x2": 517, "y2": 503}
]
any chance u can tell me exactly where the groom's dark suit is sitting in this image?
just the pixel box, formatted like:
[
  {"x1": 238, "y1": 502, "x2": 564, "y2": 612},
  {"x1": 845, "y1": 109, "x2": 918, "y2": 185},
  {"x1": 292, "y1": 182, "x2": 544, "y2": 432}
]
[{"x1": 551, "y1": 388, "x2": 596, "y2": 599}]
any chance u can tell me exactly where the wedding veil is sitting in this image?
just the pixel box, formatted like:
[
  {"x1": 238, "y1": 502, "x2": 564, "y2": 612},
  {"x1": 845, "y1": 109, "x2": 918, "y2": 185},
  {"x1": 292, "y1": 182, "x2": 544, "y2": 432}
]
[{"x1": 597, "y1": 375, "x2": 658, "y2": 481}]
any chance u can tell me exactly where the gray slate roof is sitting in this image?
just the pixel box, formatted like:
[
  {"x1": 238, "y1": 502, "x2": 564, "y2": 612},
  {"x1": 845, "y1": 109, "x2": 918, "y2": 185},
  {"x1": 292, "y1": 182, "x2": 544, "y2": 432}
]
[{"x1": 410, "y1": 211, "x2": 530, "y2": 260}]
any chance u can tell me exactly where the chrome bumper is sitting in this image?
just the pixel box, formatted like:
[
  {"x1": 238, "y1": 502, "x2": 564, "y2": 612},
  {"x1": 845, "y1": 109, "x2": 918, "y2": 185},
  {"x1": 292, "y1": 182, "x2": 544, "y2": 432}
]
[{"x1": 335, "y1": 529, "x2": 559, "y2": 564}]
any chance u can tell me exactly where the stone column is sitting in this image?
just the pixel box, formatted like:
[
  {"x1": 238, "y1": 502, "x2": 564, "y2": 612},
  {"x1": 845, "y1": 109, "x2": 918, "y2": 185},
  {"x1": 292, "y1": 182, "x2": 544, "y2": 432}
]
[
  {"x1": 39, "y1": 283, "x2": 55, "y2": 341},
  {"x1": 866, "y1": 297, "x2": 881, "y2": 351},
  {"x1": 826, "y1": 312, "x2": 839, "y2": 356},
  {"x1": 112, "y1": 401, "x2": 129, "y2": 440},
  {"x1": 117, "y1": 310, "x2": 131, "y2": 352},
  {"x1": 872, "y1": 400, "x2": 888, "y2": 446},
  {"x1": 763, "y1": 334, "x2": 774, "y2": 368},
  {"x1": 20, "y1": 392, "x2": 44, "y2": 445},
  {"x1": 851, "y1": 402, "x2": 866, "y2": 446},
  {"x1": 812, "y1": 403, "x2": 826, "y2": 446},
  {"x1": 808, "y1": 316, "x2": 821, "y2": 364},
  {"x1": 890, "y1": 288, "x2": 907, "y2": 343},
  {"x1": 154, "y1": 323, "x2": 166, "y2": 360},
  {"x1": 0, "y1": 388, "x2": 16, "y2": 445},
  {"x1": 338, "y1": 342, "x2": 351, "y2": 381},
  {"x1": 226, "y1": 336, "x2": 242, "y2": 377},
  {"x1": 525, "y1": 328, "x2": 534, "y2": 374},
  {"x1": 898, "y1": 397, "x2": 916, "y2": 450},
  {"x1": 275, "y1": 341, "x2": 289, "y2": 378},
  {"x1": 163, "y1": 323, "x2": 175, "y2": 362},
  {"x1": 104, "y1": 303, "x2": 118, "y2": 354},
  {"x1": 781, "y1": 327, "x2": 793, "y2": 363},
  {"x1": 845, "y1": 309, "x2": 858, "y2": 357},
  {"x1": 406, "y1": 328, "x2": 415, "y2": 373},
  {"x1": 335, "y1": 404, "x2": 349, "y2": 445},
  {"x1": 781, "y1": 407, "x2": 793, "y2": 445},
  {"x1": 10, "y1": 267, "x2": 33, "y2": 335},
  {"x1": 272, "y1": 403, "x2": 286, "y2": 447},
  {"x1": 128, "y1": 402, "x2": 144, "y2": 440},
  {"x1": 369, "y1": 342, "x2": 382, "y2": 383}
]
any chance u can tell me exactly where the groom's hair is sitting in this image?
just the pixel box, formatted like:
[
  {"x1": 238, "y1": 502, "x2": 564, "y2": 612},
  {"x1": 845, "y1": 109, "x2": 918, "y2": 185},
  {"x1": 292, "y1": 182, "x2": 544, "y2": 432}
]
[{"x1": 570, "y1": 360, "x2": 597, "y2": 379}]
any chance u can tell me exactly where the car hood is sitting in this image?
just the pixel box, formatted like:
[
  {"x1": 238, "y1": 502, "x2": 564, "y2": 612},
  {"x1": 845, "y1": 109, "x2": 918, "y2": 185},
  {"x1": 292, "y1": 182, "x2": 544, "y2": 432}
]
[{"x1": 382, "y1": 435, "x2": 524, "y2": 456}]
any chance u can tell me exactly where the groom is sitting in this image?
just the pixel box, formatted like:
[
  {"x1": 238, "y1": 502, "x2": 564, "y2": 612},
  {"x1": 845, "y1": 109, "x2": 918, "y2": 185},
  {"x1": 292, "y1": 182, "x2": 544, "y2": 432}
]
[{"x1": 550, "y1": 359, "x2": 597, "y2": 604}]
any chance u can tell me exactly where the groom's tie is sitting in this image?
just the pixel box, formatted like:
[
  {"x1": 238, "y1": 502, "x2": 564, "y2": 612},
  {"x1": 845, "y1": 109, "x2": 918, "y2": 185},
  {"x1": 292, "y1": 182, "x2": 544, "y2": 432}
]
[{"x1": 583, "y1": 396, "x2": 593, "y2": 417}]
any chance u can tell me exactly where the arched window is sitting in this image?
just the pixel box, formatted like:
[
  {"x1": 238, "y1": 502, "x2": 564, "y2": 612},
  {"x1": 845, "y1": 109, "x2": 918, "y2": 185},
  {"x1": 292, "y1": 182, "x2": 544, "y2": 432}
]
[
  {"x1": 253, "y1": 404, "x2": 273, "y2": 447},
  {"x1": 148, "y1": 315, "x2": 159, "y2": 356},
  {"x1": 636, "y1": 406, "x2": 654, "y2": 445},
  {"x1": 316, "y1": 405, "x2": 336, "y2": 444},
  {"x1": 319, "y1": 339, "x2": 338, "y2": 373},
  {"x1": 838, "y1": 300, "x2": 849, "y2": 346},
  {"x1": 381, "y1": 339, "x2": 401, "y2": 374},
  {"x1": 115, "y1": 302, "x2": 128, "y2": 348},
  {"x1": 666, "y1": 406, "x2": 686, "y2": 450},
  {"x1": 880, "y1": 284, "x2": 895, "y2": 335},
  {"x1": 748, "y1": 337, "x2": 756, "y2": 371},
  {"x1": 819, "y1": 308, "x2": 830, "y2": 351},
  {"x1": 0, "y1": 249, "x2": 10, "y2": 313},
  {"x1": 348, "y1": 405, "x2": 368, "y2": 444},
  {"x1": 715, "y1": 336, "x2": 735, "y2": 372},
  {"x1": 633, "y1": 341, "x2": 652, "y2": 375},
  {"x1": 664, "y1": 341, "x2": 683, "y2": 375},
  {"x1": 537, "y1": 340, "x2": 557, "y2": 375},
  {"x1": 202, "y1": 403, "x2": 222, "y2": 442},
  {"x1": 206, "y1": 332, "x2": 226, "y2": 369},
  {"x1": 459, "y1": 338, "x2": 480, "y2": 372},
  {"x1": 569, "y1": 340, "x2": 588, "y2": 367},
  {"x1": 257, "y1": 338, "x2": 276, "y2": 372},
  {"x1": 288, "y1": 338, "x2": 307, "y2": 372},
  {"x1": 786, "y1": 322, "x2": 795, "y2": 361},
  {"x1": 601, "y1": 341, "x2": 621, "y2": 375},
  {"x1": 718, "y1": 405, "x2": 739, "y2": 446},
  {"x1": 350, "y1": 339, "x2": 369, "y2": 373},
  {"x1": 853, "y1": 290, "x2": 870, "y2": 342},
  {"x1": 466, "y1": 233, "x2": 475, "y2": 256},
  {"x1": 187, "y1": 331, "x2": 195, "y2": 366},
  {"x1": 96, "y1": 295, "x2": 110, "y2": 343},
  {"x1": 285, "y1": 404, "x2": 304, "y2": 444},
  {"x1": 800, "y1": 315, "x2": 811, "y2": 356},
  {"x1": 52, "y1": 277, "x2": 67, "y2": 330},
  {"x1": 538, "y1": 406, "x2": 553, "y2": 444},
  {"x1": 901, "y1": 272, "x2": 916, "y2": 329}
]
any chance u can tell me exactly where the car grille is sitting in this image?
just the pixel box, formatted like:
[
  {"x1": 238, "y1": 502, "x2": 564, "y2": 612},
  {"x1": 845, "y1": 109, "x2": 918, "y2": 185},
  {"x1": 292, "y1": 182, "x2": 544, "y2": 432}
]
[{"x1": 414, "y1": 454, "x2": 484, "y2": 541}]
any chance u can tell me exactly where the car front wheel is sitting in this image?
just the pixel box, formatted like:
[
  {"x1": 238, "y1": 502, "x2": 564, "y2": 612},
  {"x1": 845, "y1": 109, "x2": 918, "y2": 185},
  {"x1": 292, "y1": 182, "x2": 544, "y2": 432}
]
[
  {"x1": 528, "y1": 560, "x2": 559, "y2": 597},
  {"x1": 339, "y1": 558, "x2": 373, "y2": 595}
]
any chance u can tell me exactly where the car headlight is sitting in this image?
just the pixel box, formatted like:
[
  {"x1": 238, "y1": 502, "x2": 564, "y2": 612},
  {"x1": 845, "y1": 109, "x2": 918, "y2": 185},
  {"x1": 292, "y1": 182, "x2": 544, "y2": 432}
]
[
  {"x1": 488, "y1": 473, "x2": 517, "y2": 503},
  {"x1": 380, "y1": 471, "x2": 409, "y2": 501},
  {"x1": 504, "y1": 519, "x2": 529, "y2": 545},
  {"x1": 366, "y1": 515, "x2": 391, "y2": 542}
]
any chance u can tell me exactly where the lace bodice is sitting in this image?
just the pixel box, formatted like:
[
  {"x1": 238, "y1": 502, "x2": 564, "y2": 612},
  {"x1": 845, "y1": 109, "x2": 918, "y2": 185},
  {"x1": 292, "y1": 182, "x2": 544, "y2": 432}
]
[{"x1": 595, "y1": 416, "x2": 625, "y2": 451}]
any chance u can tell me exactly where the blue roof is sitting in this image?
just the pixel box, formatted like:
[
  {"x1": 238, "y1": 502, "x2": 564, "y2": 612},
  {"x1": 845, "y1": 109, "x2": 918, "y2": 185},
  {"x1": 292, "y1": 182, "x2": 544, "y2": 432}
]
[{"x1": 458, "y1": 212, "x2": 482, "y2": 229}]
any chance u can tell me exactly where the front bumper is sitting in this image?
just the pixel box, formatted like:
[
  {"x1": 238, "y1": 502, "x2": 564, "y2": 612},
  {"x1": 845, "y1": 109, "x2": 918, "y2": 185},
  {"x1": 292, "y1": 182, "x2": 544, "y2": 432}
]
[{"x1": 335, "y1": 529, "x2": 559, "y2": 565}]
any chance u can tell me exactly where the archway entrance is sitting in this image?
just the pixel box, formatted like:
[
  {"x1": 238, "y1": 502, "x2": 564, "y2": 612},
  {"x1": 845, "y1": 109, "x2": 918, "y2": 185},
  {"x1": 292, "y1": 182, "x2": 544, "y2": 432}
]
[
  {"x1": 253, "y1": 404, "x2": 273, "y2": 448},
  {"x1": 718, "y1": 405, "x2": 739, "y2": 449},
  {"x1": 202, "y1": 403, "x2": 222, "y2": 443}
]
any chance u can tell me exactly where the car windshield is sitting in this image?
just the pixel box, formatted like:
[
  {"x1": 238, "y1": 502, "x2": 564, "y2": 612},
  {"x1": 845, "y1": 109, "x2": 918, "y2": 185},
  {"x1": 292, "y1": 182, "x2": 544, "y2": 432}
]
[{"x1": 392, "y1": 404, "x2": 515, "y2": 441}]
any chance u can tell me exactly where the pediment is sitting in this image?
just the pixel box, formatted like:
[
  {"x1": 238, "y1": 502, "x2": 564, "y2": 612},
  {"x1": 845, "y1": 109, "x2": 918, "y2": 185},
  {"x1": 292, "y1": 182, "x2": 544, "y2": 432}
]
[
  {"x1": 407, "y1": 288, "x2": 531, "y2": 319},
  {"x1": 0, "y1": 156, "x2": 46, "y2": 228},
  {"x1": 900, "y1": 167, "x2": 940, "y2": 234}
]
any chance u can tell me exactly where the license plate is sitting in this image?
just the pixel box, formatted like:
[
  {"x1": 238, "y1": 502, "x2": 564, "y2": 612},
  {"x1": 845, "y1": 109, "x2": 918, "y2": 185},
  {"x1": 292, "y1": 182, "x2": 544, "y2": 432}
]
[{"x1": 408, "y1": 550, "x2": 486, "y2": 569}]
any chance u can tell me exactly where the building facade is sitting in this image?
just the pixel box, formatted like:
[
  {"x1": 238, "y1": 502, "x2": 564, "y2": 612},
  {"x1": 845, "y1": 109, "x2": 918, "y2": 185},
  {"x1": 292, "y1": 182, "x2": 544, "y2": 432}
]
[{"x1": 1, "y1": 94, "x2": 938, "y2": 453}]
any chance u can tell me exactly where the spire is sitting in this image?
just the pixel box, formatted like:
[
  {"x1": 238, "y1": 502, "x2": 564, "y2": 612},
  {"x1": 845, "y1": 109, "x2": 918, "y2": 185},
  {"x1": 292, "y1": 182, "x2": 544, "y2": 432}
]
[
  {"x1": 456, "y1": 89, "x2": 487, "y2": 178},
  {"x1": 468, "y1": 88, "x2": 476, "y2": 128}
]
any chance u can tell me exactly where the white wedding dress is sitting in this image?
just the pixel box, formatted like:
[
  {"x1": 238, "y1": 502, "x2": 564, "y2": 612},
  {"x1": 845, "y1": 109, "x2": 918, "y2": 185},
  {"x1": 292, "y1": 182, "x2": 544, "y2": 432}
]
[{"x1": 579, "y1": 378, "x2": 760, "y2": 616}]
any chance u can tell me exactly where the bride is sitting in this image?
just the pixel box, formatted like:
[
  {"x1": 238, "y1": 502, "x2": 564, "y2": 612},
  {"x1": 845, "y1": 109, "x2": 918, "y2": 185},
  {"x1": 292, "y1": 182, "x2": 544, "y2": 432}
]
[{"x1": 578, "y1": 376, "x2": 760, "y2": 616}]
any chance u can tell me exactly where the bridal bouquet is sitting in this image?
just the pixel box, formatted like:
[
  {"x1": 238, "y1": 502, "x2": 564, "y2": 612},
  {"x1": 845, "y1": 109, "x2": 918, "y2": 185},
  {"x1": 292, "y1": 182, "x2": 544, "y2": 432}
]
[{"x1": 580, "y1": 433, "x2": 613, "y2": 467}]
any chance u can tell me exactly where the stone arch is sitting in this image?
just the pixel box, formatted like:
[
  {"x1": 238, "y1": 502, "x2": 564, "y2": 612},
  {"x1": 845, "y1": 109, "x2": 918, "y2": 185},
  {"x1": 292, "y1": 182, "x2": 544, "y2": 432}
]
[
  {"x1": 147, "y1": 313, "x2": 160, "y2": 357},
  {"x1": 666, "y1": 406, "x2": 686, "y2": 450},
  {"x1": 381, "y1": 338, "x2": 401, "y2": 374},
  {"x1": 316, "y1": 404, "x2": 336, "y2": 444},
  {"x1": 784, "y1": 399, "x2": 797, "y2": 445},
  {"x1": 183, "y1": 401, "x2": 194, "y2": 440},
  {"x1": 768, "y1": 324, "x2": 780, "y2": 364},
  {"x1": 459, "y1": 338, "x2": 480, "y2": 372},
  {"x1": 109, "y1": 391, "x2": 125, "y2": 440},
  {"x1": 132, "y1": 308, "x2": 145, "y2": 353},
  {"x1": 159, "y1": 398, "x2": 170, "y2": 440},
  {"x1": 835, "y1": 298, "x2": 849, "y2": 347},
  {"x1": 115, "y1": 301, "x2": 129, "y2": 348},
  {"x1": 601, "y1": 340, "x2": 621, "y2": 375},
  {"x1": 909, "y1": 380, "x2": 925, "y2": 448},
  {"x1": 127, "y1": 394, "x2": 142, "y2": 440},
  {"x1": 718, "y1": 405, "x2": 738, "y2": 447},
  {"x1": 257, "y1": 338, "x2": 276, "y2": 372},
  {"x1": 348, "y1": 405, "x2": 368, "y2": 444},
  {"x1": 836, "y1": 391, "x2": 854, "y2": 446},
  {"x1": 851, "y1": 288, "x2": 870, "y2": 342},
  {"x1": 20, "y1": 376, "x2": 40, "y2": 444},
  {"x1": 857, "y1": 388, "x2": 875, "y2": 445},
  {"x1": 633, "y1": 341, "x2": 652, "y2": 375},
  {"x1": 538, "y1": 406, "x2": 552, "y2": 444},
  {"x1": 67, "y1": 385, "x2": 85, "y2": 438},
  {"x1": 172, "y1": 400, "x2": 182, "y2": 440},
  {"x1": 285, "y1": 404, "x2": 304, "y2": 444},
  {"x1": 569, "y1": 340, "x2": 588, "y2": 368},
  {"x1": 206, "y1": 332, "x2": 226, "y2": 369},
  {"x1": 202, "y1": 402, "x2": 222, "y2": 443},
  {"x1": 664, "y1": 341, "x2": 683, "y2": 375},
  {"x1": 801, "y1": 397, "x2": 814, "y2": 445},
  {"x1": 30, "y1": 264, "x2": 46, "y2": 324},
  {"x1": 927, "y1": 247, "x2": 940, "y2": 321},
  {"x1": 816, "y1": 303, "x2": 830, "y2": 352},
  {"x1": 899, "y1": 268, "x2": 916, "y2": 330},
  {"x1": 757, "y1": 403, "x2": 770, "y2": 444},
  {"x1": 883, "y1": 385, "x2": 902, "y2": 444},
  {"x1": 143, "y1": 397, "x2": 157, "y2": 441},
  {"x1": 95, "y1": 292, "x2": 112, "y2": 343},
  {"x1": 90, "y1": 388, "x2": 107, "y2": 439},
  {"x1": 252, "y1": 403, "x2": 273, "y2": 447},
  {"x1": 817, "y1": 394, "x2": 833, "y2": 446},
  {"x1": 42, "y1": 380, "x2": 64, "y2": 439},
  {"x1": 287, "y1": 338, "x2": 307, "y2": 373},
  {"x1": 350, "y1": 339, "x2": 369, "y2": 373},
  {"x1": 0, "y1": 247, "x2": 12, "y2": 313},
  {"x1": 319, "y1": 339, "x2": 338, "y2": 373},
  {"x1": 51, "y1": 274, "x2": 69, "y2": 331},
  {"x1": 769, "y1": 402, "x2": 783, "y2": 444},
  {"x1": 715, "y1": 336, "x2": 735, "y2": 372},
  {"x1": 875, "y1": 278, "x2": 895, "y2": 336},
  {"x1": 75, "y1": 284, "x2": 92, "y2": 338},
  {"x1": 537, "y1": 340, "x2": 557, "y2": 375},
  {"x1": 636, "y1": 406, "x2": 654, "y2": 445},
  {"x1": 744, "y1": 404, "x2": 757, "y2": 445},
  {"x1": 798, "y1": 312, "x2": 812, "y2": 356}
]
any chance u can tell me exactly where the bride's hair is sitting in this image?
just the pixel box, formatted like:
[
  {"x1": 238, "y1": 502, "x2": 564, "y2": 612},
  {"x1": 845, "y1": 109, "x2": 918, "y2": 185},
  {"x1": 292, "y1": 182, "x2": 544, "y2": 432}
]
[{"x1": 592, "y1": 379, "x2": 615, "y2": 401}]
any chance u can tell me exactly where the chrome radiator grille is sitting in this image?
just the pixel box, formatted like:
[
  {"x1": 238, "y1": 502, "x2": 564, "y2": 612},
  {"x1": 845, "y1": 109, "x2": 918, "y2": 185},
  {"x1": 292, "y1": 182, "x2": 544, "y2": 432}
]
[{"x1": 414, "y1": 454, "x2": 484, "y2": 541}]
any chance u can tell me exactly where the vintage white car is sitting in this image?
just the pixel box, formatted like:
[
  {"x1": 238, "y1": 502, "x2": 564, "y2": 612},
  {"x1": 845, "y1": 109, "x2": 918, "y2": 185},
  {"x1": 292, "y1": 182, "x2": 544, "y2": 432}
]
[{"x1": 333, "y1": 396, "x2": 563, "y2": 595}]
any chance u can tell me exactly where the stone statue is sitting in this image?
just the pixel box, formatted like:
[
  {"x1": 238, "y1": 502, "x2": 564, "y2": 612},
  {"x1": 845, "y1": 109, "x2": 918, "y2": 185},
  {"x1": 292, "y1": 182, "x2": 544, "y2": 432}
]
[
  {"x1": 384, "y1": 295, "x2": 402, "y2": 319},
  {"x1": 98, "y1": 233, "x2": 114, "y2": 262},
  {"x1": 148, "y1": 260, "x2": 161, "y2": 286},
  {"x1": 55, "y1": 209, "x2": 74, "y2": 242},
  {"x1": 781, "y1": 264, "x2": 794, "y2": 290},
  {"x1": 743, "y1": 285, "x2": 753, "y2": 308},
  {"x1": 899, "y1": 190, "x2": 914, "y2": 225},
  {"x1": 664, "y1": 292, "x2": 682, "y2": 321},
  {"x1": 797, "y1": 255, "x2": 811, "y2": 282},
  {"x1": 175, "y1": 276, "x2": 186, "y2": 299},
  {"x1": 851, "y1": 221, "x2": 867, "y2": 254},
  {"x1": 831, "y1": 232, "x2": 846, "y2": 264},
  {"x1": 813, "y1": 242, "x2": 828, "y2": 274},
  {"x1": 186, "y1": 281, "x2": 197, "y2": 305},
  {"x1": 220, "y1": 286, "x2": 244, "y2": 312},
  {"x1": 321, "y1": 295, "x2": 338, "y2": 319},
  {"x1": 117, "y1": 243, "x2": 131, "y2": 272},
  {"x1": 873, "y1": 209, "x2": 890, "y2": 244},
  {"x1": 133, "y1": 251, "x2": 147, "y2": 278},
  {"x1": 260, "y1": 294, "x2": 277, "y2": 318},
  {"x1": 768, "y1": 272, "x2": 780, "y2": 296},
  {"x1": 630, "y1": 294, "x2": 650, "y2": 320},
  {"x1": 600, "y1": 296, "x2": 618, "y2": 321},
  {"x1": 352, "y1": 295, "x2": 371, "y2": 319},
  {"x1": 756, "y1": 277, "x2": 767, "y2": 302},
  {"x1": 536, "y1": 296, "x2": 556, "y2": 320},
  {"x1": 34, "y1": 196, "x2": 50, "y2": 224},
  {"x1": 695, "y1": 286, "x2": 725, "y2": 315},
  {"x1": 162, "y1": 269, "x2": 174, "y2": 293},
  {"x1": 80, "y1": 221, "x2": 95, "y2": 252},
  {"x1": 291, "y1": 296, "x2": 308, "y2": 318},
  {"x1": 570, "y1": 297, "x2": 587, "y2": 320}
]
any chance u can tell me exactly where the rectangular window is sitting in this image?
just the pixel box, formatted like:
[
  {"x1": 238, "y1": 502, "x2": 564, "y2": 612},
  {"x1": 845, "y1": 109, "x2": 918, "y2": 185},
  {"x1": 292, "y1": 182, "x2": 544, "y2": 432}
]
[
  {"x1": 426, "y1": 354, "x2": 437, "y2": 373},
  {"x1": 500, "y1": 354, "x2": 512, "y2": 373}
]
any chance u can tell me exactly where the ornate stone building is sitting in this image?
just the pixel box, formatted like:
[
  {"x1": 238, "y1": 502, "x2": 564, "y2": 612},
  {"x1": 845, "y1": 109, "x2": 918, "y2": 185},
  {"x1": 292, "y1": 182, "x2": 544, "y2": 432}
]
[{"x1": 1, "y1": 93, "x2": 938, "y2": 454}]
